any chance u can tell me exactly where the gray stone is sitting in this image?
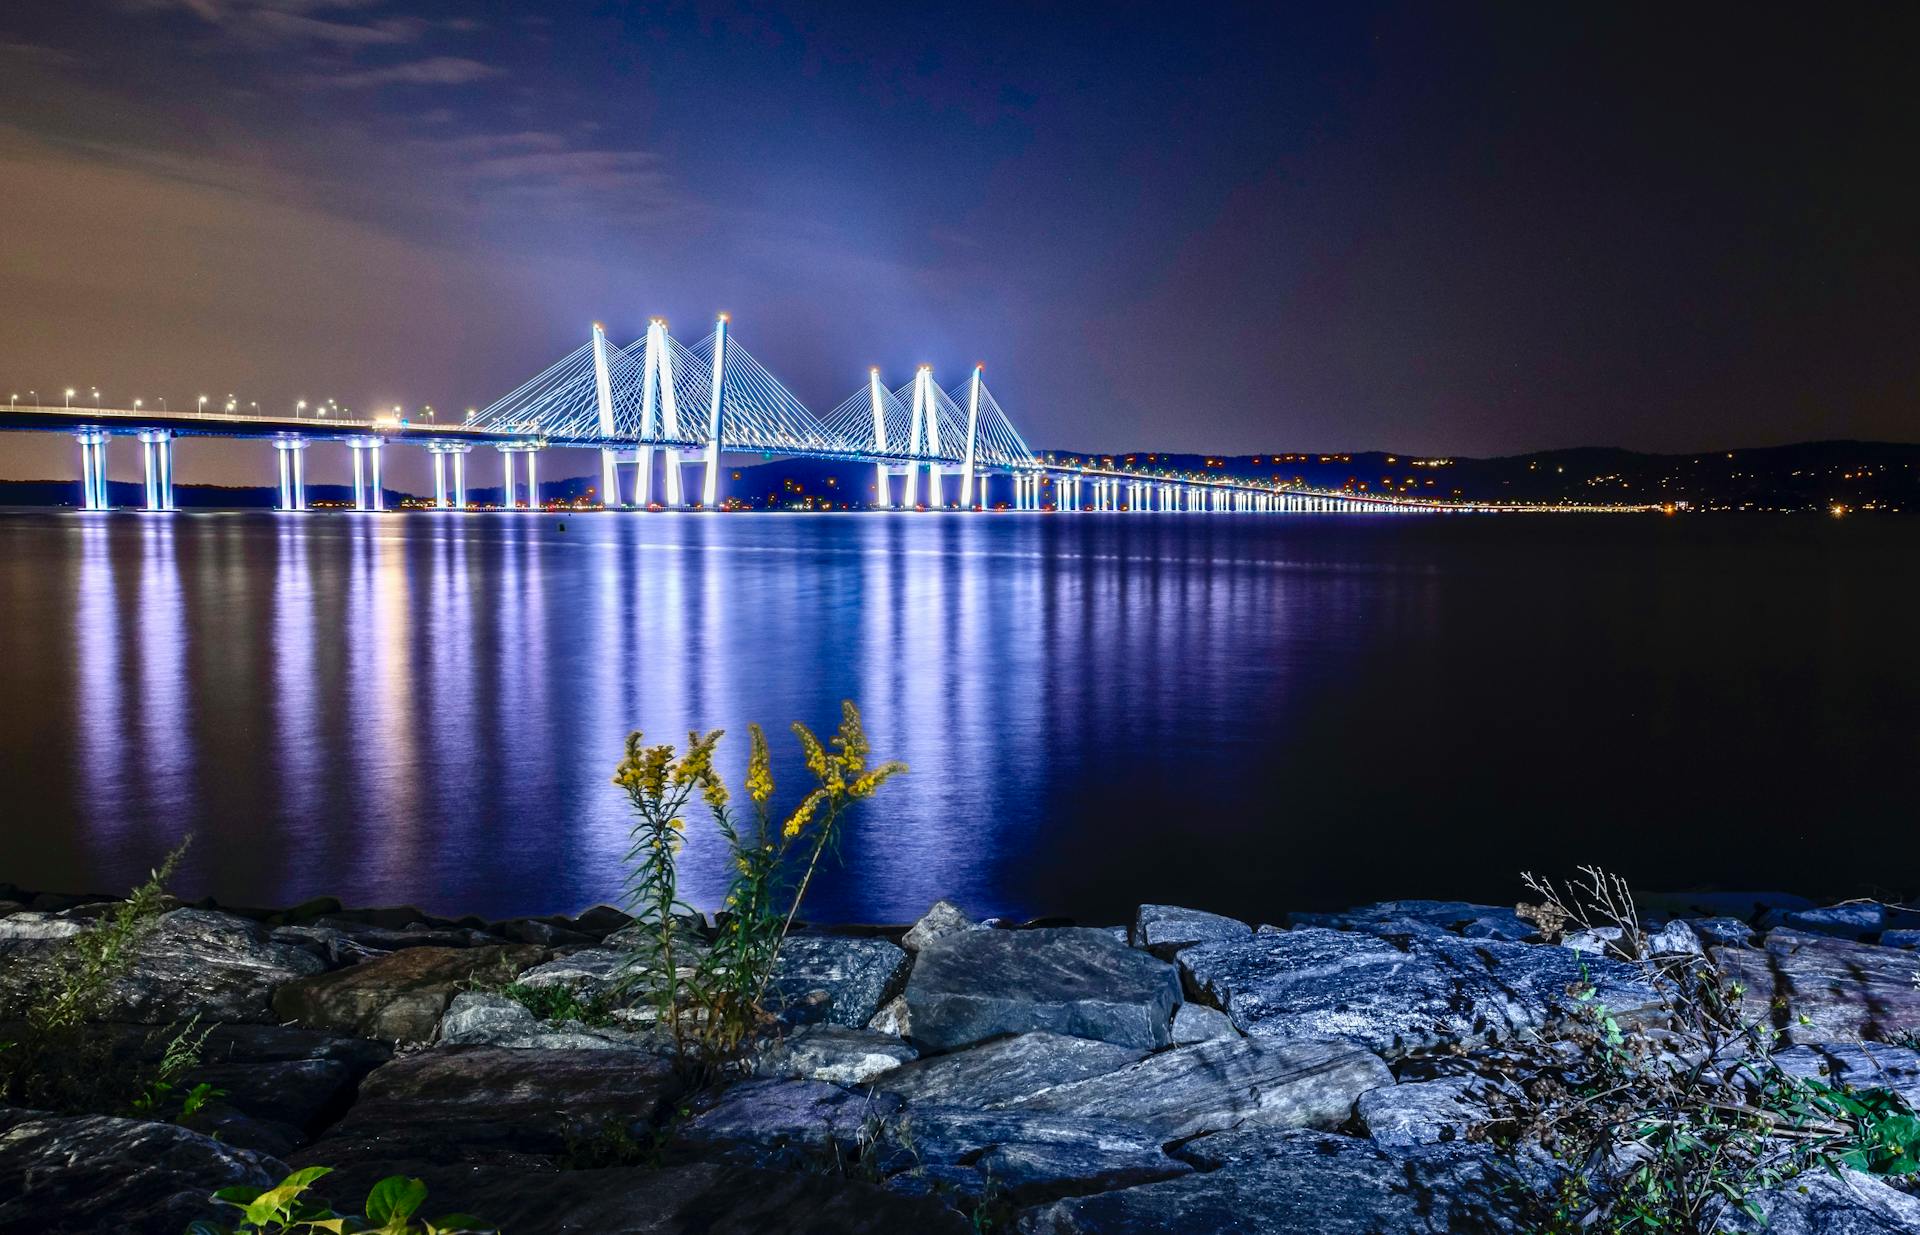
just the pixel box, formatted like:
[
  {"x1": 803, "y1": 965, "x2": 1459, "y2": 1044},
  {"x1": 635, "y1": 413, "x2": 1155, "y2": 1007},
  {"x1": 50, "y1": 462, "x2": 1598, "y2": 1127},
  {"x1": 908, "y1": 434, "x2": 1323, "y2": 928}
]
[
  {"x1": 1131, "y1": 904, "x2": 1251, "y2": 955},
  {"x1": 268, "y1": 924, "x2": 385, "y2": 968},
  {"x1": 1646, "y1": 919, "x2": 1704, "y2": 956},
  {"x1": 397, "y1": 1161, "x2": 974, "y2": 1235},
  {"x1": 1169, "y1": 1001, "x2": 1238, "y2": 1043},
  {"x1": 903, "y1": 899, "x2": 983, "y2": 953},
  {"x1": 513, "y1": 947, "x2": 629, "y2": 1000},
  {"x1": 872, "y1": 1031, "x2": 1148, "y2": 1108},
  {"x1": 1775, "y1": 1042, "x2": 1920, "y2": 1109},
  {"x1": 308, "y1": 916, "x2": 500, "y2": 950},
  {"x1": 755, "y1": 1024, "x2": 919, "y2": 1085},
  {"x1": 1, "y1": 908, "x2": 326, "y2": 1023},
  {"x1": 270, "y1": 943, "x2": 544, "y2": 1041},
  {"x1": 1716, "y1": 1165, "x2": 1920, "y2": 1234},
  {"x1": 0, "y1": 1108, "x2": 284, "y2": 1235},
  {"x1": 1004, "y1": 1036, "x2": 1392, "y2": 1139},
  {"x1": 0, "y1": 910, "x2": 86, "y2": 941},
  {"x1": 1781, "y1": 902, "x2": 1905, "y2": 942},
  {"x1": 678, "y1": 1077, "x2": 905, "y2": 1172},
  {"x1": 1356, "y1": 1076, "x2": 1490, "y2": 1148},
  {"x1": 436, "y1": 990, "x2": 661, "y2": 1051},
  {"x1": 1714, "y1": 931, "x2": 1920, "y2": 1045},
  {"x1": 889, "y1": 1107, "x2": 1189, "y2": 1203},
  {"x1": 905, "y1": 927, "x2": 1182, "y2": 1052},
  {"x1": 1018, "y1": 1128, "x2": 1543, "y2": 1234},
  {"x1": 1689, "y1": 916, "x2": 1757, "y2": 947},
  {"x1": 302, "y1": 1045, "x2": 680, "y2": 1163},
  {"x1": 767, "y1": 934, "x2": 910, "y2": 1028},
  {"x1": 867, "y1": 994, "x2": 912, "y2": 1037},
  {"x1": 1178, "y1": 927, "x2": 1664, "y2": 1059},
  {"x1": 1563, "y1": 926, "x2": 1625, "y2": 956},
  {"x1": 1292, "y1": 900, "x2": 1532, "y2": 942},
  {"x1": 1879, "y1": 929, "x2": 1920, "y2": 950}
]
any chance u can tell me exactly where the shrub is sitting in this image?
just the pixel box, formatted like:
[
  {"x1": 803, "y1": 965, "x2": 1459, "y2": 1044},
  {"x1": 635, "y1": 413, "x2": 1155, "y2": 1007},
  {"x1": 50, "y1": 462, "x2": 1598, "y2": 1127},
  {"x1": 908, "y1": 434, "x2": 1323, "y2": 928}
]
[
  {"x1": 610, "y1": 701, "x2": 905, "y2": 1058},
  {"x1": 186, "y1": 1167, "x2": 492, "y2": 1234},
  {"x1": 1504, "y1": 867, "x2": 1920, "y2": 1232}
]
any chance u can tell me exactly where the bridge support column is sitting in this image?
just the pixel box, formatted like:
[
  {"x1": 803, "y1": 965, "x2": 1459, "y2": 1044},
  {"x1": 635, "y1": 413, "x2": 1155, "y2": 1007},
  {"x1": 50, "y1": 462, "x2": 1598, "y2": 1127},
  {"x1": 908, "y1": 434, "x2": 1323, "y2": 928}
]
[
  {"x1": 600, "y1": 448, "x2": 620, "y2": 508},
  {"x1": 348, "y1": 438, "x2": 383, "y2": 511},
  {"x1": 370, "y1": 441, "x2": 384, "y2": 511},
  {"x1": 452, "y1": 447, "x2": 469, "y2": 510},
  {"x1": 500, "y1": 448, "x2": 517, "y2": 509},
  {"x1": 139, "y1": 430, "x2": 175, "y2": 511},
  {"x1": 636, "y1": 445, "x2": 653, "y2": 508},
  {"x1": 76, "y1": 430, "x2": 110, "y2": 510},
  {"x1": 432, "y1": 448, "x2": 449, "y2": 509},
  {"x1": 526, "y1": 449, "x2": 540, "y2": 509},
  {"x1": 273, "y1": 439, "x2": 308, "y2": 511}
]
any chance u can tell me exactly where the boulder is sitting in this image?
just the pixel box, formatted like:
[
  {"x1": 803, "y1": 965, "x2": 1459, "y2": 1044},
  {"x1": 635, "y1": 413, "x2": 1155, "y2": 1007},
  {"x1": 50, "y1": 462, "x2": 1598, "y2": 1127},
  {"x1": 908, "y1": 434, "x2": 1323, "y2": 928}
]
[
  {"x1": 1713, "y1": 932, "x2": 1920, "y2": 1044},
  {"x1": 306, "y1": 916, "x2": 501, "y2": 951},
  {"x1": 678, "y1": 1078, "x2": 905, "y2": 1172},
  {"x1": 766, "y1": 935, "x2": 910, "y2": 1028},
  {"x1": 437, "y1": 991, "x2": 661, "y2": 1051},
  {"x1": 1290, "y1": 900, "x2": 1532, "y2": 943},
  {"x1": 1019, "y1": 1128, "x2": 1544, "y2": 1234},
  {"x1": 1780, "y1": 902, "x2": 1915, "y2": 942},
  {"x1": 270, "y1": 944, "x2": 543, "y2": 1041},
  {"x1": 0, "y1": 910, "x2": 86, "y2": 941},
  {"x1": 1178, "y1": 927, "x2": 1664, "y2": 1059},
  {"x1": 1716, "y1": 1165, "x2": 1920, "y2": 1234},
  {"x1": 570, "y1": 904, "x2": 633, "y2": 936},
  {"x1": 299, "y1": 1045, "x2": 681, "y2": 1165},
  {"x1": 885, "y1": 1107, "x2": 1189, "y2": 1203},
  {"x1": 489, "y1": 917, "x2": 597, "y2": 948},
  {"x1": 872, "y1": 1031, "x2": 1148, "y2": 1108},
  {"x1": 1356, "y1": 1075, "x2": 1491, "y2": 1148},
  {"x1": 867, "y1": 994, "x2": 911, "y2": 1037},
  {"x1": 1, "y1": 908, "x2": 326, "y2": 1023},
  {"x1": 1879, "y1": 929, "x2": 1920, "y2": 950},
  {"x1": 1646, "y1": 920, "x2": 1704, "y2": 956},
  {"x1": 754, "y1": 1024, "x2": 918, "y2": 1086},
  {"x1": 1689, "y1": 916, "x2": 1757, "y2": 947},
  {"x1": 1004, "y1": 1036, "x2": 1392, "y2": 1139},
  {"x1": 1130, "y1": 905, "x2": 1251, "y2": 956},
  {"x1": 387, "y1": 1161, "x2": 974, "y2": 1235},
  {"x1": 513, "y1": 947, "x2": 629, "y2": 1001},
  {"x1": 1169, "y1": 1002, "x2": 1238, "y2": 1044},
  {"x1": 1774, "y1": 1042, "x2": 1920, "y2": 1109},
  {"x1": 0, "y1": 1108, "x2": 284, "y2": 1235},
  {"x1": 903, "y1": 899, "x2": 983, "y2": 953},
  {"x1": 905, "y1": 928, "x2": 1182, "y2": 1052}
]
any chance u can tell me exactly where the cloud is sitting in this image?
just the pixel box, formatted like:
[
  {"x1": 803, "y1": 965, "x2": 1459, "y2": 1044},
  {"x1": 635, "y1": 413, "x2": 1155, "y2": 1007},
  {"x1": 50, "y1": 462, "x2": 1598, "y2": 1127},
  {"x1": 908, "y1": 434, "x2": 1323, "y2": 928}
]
[
  {"x1": 115, "y1": 0, "x2": 431, "y2": 49},
  {"x1": 318, "y1": 56, "x2": 498, "y2": 88}
]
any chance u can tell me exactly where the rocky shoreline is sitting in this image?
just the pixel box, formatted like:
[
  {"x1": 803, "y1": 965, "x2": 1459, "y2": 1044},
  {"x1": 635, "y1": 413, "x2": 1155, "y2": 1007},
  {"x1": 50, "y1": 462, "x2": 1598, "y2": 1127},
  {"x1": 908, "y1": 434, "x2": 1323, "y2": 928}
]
[{"x1": 3, "y1": 884, "x2": 1919, "y2": 1233}]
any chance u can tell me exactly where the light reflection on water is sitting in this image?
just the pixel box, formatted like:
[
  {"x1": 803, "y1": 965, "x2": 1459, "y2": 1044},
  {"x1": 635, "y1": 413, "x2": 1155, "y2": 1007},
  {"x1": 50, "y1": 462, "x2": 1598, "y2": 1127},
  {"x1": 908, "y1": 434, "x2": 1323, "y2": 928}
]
[{"x1": 2, "y1": 510, "x2": 1916, "y2": 924}]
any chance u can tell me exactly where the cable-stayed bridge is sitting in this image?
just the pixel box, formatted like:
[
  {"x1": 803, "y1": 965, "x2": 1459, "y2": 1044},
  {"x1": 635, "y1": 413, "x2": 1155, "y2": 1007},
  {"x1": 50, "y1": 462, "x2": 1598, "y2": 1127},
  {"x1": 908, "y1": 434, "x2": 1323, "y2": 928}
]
[{"x1": 2, "y1": 317, "x2": 1615, "y2": 514}]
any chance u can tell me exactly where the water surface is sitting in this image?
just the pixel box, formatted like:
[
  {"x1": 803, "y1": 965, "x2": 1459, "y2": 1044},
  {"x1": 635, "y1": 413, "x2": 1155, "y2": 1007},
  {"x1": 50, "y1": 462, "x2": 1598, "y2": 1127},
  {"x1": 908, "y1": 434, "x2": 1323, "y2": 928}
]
[{"x1": 1, "y1": 510, "x2": 1914, "y2": 924}]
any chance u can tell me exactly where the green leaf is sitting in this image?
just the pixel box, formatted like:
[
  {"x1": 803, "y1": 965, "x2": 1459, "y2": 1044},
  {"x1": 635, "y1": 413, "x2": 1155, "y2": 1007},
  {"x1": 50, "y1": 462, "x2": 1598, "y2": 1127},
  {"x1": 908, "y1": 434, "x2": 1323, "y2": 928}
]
[
  {"x1": 366, "y1": 1176, "x2": 429, "y2": 1225},
  {"x1": 210, "y1": 1185, "x2": 262, "y2": 1206}
]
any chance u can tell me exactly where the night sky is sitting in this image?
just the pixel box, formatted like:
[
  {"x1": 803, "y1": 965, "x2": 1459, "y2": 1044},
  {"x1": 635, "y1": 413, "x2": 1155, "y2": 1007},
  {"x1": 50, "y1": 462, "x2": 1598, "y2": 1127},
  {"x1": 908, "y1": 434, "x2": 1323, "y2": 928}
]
[{"x1": 1, "y1": 3, "x2": 1916, "y2": 492}]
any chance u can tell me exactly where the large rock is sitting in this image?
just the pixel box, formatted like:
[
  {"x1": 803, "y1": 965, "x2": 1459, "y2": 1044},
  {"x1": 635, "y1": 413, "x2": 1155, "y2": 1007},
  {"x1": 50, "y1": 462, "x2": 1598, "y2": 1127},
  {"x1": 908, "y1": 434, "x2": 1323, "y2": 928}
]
[
  {"x1": 885, "y1": 1107, "x2": 1190, "y2": 1204},
  {"x1": 0, "y1": 1109, "x2": 284, "y2": 1235},
  {"x1": 1018, "y1": 1128, "x2": 1544, "y2": 1234},
  {"x1": 0, "y1": 908, "x2": 325, "y2": 1023},
  {"x1": 678, "y1": 1078, "x2": 904, "y2": 1172},
  {"x1": 754, "y1": 1024, "x2": 918, "y2": 1086},
  {"x1": 872, "y1": 1032, "x2": 1148, "y2": 1107},
  {"x1": 1714, "y1": 932, "x2": 1920, "y2": 1044},
  {"x1": 437, "y1": 991, "x2": 662, "y2": 1051},
  {"x1": 905, "y1": 928, "x2": 1182, "y2": 1052},
  {"x1": 0, "y1": 910, "x2": 86, "y2": 942},
  {"x1": 1780, "y1": 902, "x2": 1920, "y2": 943},
  {"x1": 766, "y1": 935, "x2": 910, "y2": 1028},
  {"x1": 270, "y1": 944, "x2": 543, "y2": 1041},
  {"x1": 1004, "y1": 1037, "x2": 1392, "y2": 1139},
  {"x1": 1290, "y1": 900, "x2": 1532, "y2": 943},
  {"x1": 298, "y1": 1045, "x2": 681, "y2": 1167},
  {"x1": 1774, "y1": 1042, "x2": 1920, "y2": 1109},
  {"x1": 1130, "y1": 905, "x2": 1251, "y2": 956},
  {"x1": 1179, "y1": 928, "x2": 1664, "y2": 1059},
  {"x1": 1356, "y1": 1075, "x2": 1491, "y2": 1148},
  {"x1": 1716, "y1": 1165, "x2": 1920, "y2": 1234},
  {"x1": 513, "y1": 947, "x2": 629, "y2": 1001},
  {"x1": 903, "y1": 900, "x2": 983, "y2": 953},
  {"x1": 392, "y1": 1161, "x2": 973, "y2": 1235},
  {"x1": 1169, "y1": 1003, "x2": 1238, "y2": 1044}
]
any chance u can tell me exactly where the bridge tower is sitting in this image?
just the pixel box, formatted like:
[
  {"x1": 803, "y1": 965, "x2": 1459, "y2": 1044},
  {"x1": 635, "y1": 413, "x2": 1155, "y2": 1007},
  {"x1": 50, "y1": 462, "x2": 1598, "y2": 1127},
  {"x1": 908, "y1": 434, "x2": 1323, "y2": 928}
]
[
  {"x1": 868, "y1": 369, "x2": 892, "y2": 508},
  {"x1": 592, "y1": 323, "x2": 620, "y2": 507},
  {"x1": 702, "y1": 314, "x2": 727, "y2": 508},
  {"x1": 959, "y1": 365, "x2": 982, "y2": 511}
]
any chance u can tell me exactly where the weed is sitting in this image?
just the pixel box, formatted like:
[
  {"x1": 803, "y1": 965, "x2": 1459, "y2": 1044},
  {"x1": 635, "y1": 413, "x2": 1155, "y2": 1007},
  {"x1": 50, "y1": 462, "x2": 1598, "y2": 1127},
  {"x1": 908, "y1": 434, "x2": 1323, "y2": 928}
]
[{"x1": 186, "y1": 1167, "x2": 493, "y2": 1234}]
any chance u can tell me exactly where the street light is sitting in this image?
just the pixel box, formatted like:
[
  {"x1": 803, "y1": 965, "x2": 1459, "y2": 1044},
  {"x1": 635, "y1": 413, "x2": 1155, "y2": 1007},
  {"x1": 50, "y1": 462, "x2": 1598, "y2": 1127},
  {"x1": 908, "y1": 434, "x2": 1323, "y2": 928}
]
[
  {"x1": 65, "y1": 388, "x2": 75, "y2": 408},
  {"x1": 7, "y1": 394, "x2": 14, "y2": 409},
  {"x1": 198, "y1": 396, "x2": 207, "y2": 413},
  {"x1": 297, "y1": 400, "x2": 307, "y2": 419},
  {"x1": 158, "y1": 397, "x2": 167, "y2": 411},
  {"x1": 133, "y1": 399, "x2": 143, "y2": 410},
  {"x1": 91, "y1": 387, "x2": 100, "y2": 408}
]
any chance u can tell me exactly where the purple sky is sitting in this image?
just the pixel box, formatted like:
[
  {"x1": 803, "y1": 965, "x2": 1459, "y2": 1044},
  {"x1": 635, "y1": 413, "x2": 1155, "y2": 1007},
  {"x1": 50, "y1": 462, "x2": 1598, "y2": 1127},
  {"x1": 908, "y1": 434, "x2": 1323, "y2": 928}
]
[{"x1": 1, "y1": 2, "x2": 1916, "y2": 490}]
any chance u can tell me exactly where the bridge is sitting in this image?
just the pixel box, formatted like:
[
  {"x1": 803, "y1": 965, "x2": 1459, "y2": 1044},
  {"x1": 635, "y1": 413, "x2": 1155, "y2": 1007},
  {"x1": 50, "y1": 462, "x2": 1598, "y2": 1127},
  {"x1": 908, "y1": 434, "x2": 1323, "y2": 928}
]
[{"x1": 2, "y1": 317, "x2": 1605, "y2": 515}]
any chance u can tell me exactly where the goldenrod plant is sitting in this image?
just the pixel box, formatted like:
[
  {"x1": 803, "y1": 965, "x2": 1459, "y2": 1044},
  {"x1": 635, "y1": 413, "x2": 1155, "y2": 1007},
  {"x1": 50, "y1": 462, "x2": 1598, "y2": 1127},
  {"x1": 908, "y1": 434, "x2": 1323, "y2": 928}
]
[{"x1": 610, "y1": 701, "x2": 904, "y2": 1057}]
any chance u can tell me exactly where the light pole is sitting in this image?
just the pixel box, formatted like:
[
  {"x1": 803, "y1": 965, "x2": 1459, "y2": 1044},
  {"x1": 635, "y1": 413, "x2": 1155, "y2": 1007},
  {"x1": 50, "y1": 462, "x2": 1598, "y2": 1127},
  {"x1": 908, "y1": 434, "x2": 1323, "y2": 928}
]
[
  {"x1": 297, "y1": 400, "x2": 307, "y2": 419},
  {"x1": 133, "y1": 399, "x2": 143, "y2": 410},
  {"x1": 159, "y1": 397, "x2": 166, "y2": 411},
  {"x1": 7, "y1": 394, "x2": 14, "y2": 409},
  {"x1": 64, "y1": 388, "x2": 75, "y2": 408},
  {"x1": 91, "y1": 387, "x2": 100, "y2": 408},
  {"x1": 198, "y1": 395, "x2": 207, "y2": 414}
]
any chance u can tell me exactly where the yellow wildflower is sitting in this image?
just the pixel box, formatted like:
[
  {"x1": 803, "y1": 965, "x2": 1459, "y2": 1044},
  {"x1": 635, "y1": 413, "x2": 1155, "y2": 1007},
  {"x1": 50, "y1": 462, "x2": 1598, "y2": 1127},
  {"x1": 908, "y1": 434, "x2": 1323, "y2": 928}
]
[
  {"x1": 849, "y1": 761, "x2": 907, "y2": 800},
  {"x1": 745, "y1": 723, "x2": 774, "y2": 805},
  {"x1": 783, "y1": 788, "x2": 827, "y2": 839},
  {"x1": 794, "y1": 722, "x2": 829, "y2": 781}
]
